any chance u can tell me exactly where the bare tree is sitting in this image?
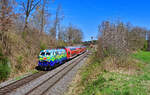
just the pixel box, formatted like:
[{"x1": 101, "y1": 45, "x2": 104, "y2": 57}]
[
  {"x1": 58, "y1": 27, "x2": 67, "y2": 41},
  {"x1": 66, "y1": 25, "x2": 83, "y2": 44},
  {"x1": 146, "y1": 31, "x2": 150, "y2": 51},
  {"x1": 22, "y1": 0, "x2": 41, "y2": 32},
  {"x1": 40, "y1": 0, "x2": 45, "y2": 33},
  {"x1": 0, "y1": 0, "x2": 15, "y2": 32},
  {"x1": 0, "y1": 0, "x2": 16, "y2": 55},
  {"x1": 128, "y1": 27, "x2": 146, "y2": 51},
  {"x1": 31, "y1": 6, "x2": 42, "y2": 31},
  {"x1": 73, "y1": 28, "x2": 83, "y2": 43},
  {"x1": 40, "y1": 0, "x2": 52, "y2": 33},
  {"x1": 50, "y1": 5, "x2": 63, "y2": 39},
  {"x1": 67, "y1": 25, "x2": 73, "y2": 43},
  {"x1": 98, "y1": 21, "x2": 146, "y2": 60}
]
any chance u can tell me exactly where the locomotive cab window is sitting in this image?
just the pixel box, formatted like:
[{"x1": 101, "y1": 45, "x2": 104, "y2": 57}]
[
  {"x1": 40, "y1": 52, "x2": 45, "y2": 56},
  {"x1": 46, "y1": 52, "x2": 51, "y2": 56}
]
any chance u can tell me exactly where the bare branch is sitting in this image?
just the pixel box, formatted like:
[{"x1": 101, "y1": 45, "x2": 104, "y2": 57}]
[{"x1": 30, "y1": 0, "x2": 41, "y2": 12}]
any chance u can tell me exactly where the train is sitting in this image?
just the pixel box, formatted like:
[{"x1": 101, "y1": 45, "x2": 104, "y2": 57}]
[{"x1": 37, "y1": 46, "x2": 86, "y2": 70}]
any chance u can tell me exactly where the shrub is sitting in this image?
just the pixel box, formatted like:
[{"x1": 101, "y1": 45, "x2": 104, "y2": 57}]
[
  {"x1": 0, "y1": 52, "x2": 11, "y2": 81},
  {"x1": 0, "y1": 63, "x2": 11, "y2": 81},
  {"x1": 141, "y1": 40, "x2": 148, "y2": 51},
  {"x1": 15, "y1": 56, "x2": 23, "y2": 70}
]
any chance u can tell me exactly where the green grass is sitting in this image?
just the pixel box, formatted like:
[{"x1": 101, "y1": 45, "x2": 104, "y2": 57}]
[
  {"x1": 132, "y1": 51, "x2": 150, "y2": 64},
  {"x1": 81, "y1": 71, "x2": 150, "y2": 95},
  {"x1": 79, "y1": 51, "x2": 150, "y2": 95},
  {"x1": 0, "y1": 49, "x2": 11, "y2": 81}
]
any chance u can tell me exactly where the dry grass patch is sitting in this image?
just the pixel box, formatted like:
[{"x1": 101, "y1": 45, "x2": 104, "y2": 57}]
[
  {"x1": 0, "y1": 31, "x2": 56, "y2": 82},
  {"x1": 102, "y1": 57, "x2": 143, "y2": 75},
  {"x1": 65, "y1": 54, "x2": 103, "y2": 95}
]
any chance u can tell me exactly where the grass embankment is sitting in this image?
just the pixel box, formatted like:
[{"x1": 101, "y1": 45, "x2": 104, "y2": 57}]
[{"x1": 66, "y1": 51, "x2": 150, "y2": 95}]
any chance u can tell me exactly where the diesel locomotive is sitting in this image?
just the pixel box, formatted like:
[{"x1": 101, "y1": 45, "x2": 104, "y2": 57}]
[{"x1": 37, "y1": 46, "x2": 86, "y2": 70}]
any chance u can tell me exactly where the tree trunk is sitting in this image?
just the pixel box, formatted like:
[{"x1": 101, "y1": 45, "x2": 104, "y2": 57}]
[
  {"x1": 147, "y1": 40, "x2": 150, "y2": 51},
  {"x1": 24, "y1": 16, "x2": 28, "y2": 32},
  {"x1": 40, "y1": 0, "x2": 45, "y2": 33}
]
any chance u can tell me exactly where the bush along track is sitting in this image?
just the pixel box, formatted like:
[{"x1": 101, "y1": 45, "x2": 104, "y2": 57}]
[
  {"x1": 0, "y1": 49, "x2": 11, "y2": 81},
  {"x1": 66, "y1": 51, "x2": 150, "y2": 95}
]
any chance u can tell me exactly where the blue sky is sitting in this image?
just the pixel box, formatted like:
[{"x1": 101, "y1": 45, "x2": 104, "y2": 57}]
[
  {"x1": 17, "y1": 0, "x2": 150, "y2": 41},
  {"x1": 50, "y1": 0, "x2": 150, "y2": 41}
]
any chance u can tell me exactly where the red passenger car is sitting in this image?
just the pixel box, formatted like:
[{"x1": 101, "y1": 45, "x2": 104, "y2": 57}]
[
  {"x1": 80, "y1": 46, "x2": 86, "y2": 53},
  {"x1": 75, "y1": 47, "x2": 82, "y2": 54},
  {"x1": 65, "y1": 47, "x2": 78, "y2": 59}
]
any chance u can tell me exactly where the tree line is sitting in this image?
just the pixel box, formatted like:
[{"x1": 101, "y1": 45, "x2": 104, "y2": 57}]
[
  {"x1": 0, "y1": 0, "x2": 83, "y2": 80},
  {"x1": 0, "y1": 0, "x2": 83, "y2": 55},
  {"x1": 97, "y1": 20, "x2": 148, "y2": 61}
]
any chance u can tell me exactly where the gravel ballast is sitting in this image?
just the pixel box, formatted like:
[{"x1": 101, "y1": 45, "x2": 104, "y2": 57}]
[
  {"x1": 5, "y1": 53, "x2": 88, "y2": 95},
  {"x1": 44, "y1": 57, "x2": 87, "y2": 95}
]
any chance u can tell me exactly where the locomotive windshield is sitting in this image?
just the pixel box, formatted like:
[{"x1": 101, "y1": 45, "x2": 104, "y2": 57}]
[
  {"x1": 40, "y1": 52, "x2": 45, "y2": 56},
  {"x1": 40, "y1": 52, "x2": 51, "y2": 56},
  {"x1": 46, "y1": 52, "x2": 51, "y2": 56}
]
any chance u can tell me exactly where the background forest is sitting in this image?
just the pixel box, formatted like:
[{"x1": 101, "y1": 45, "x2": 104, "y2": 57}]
[{"x1": 0, "y1": 0, "x2": 83, "y2": 81}]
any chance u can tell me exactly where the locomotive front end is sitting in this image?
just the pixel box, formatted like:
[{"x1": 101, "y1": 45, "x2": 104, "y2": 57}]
[{"x1": 38, "y1": 50, "x2": 55, "y2": 70}]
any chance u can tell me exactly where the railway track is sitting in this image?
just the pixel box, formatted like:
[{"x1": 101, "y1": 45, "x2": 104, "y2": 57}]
[
  {"x1": 0, "y1": 52, "x2": 88, "y2": 95},
  {"x1": 0, "y1": 71, "x2": 47, "y2": 95}
]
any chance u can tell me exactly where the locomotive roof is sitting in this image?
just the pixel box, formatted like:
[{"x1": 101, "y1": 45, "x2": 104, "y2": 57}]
[
  {"x1": 66, "y1": 46, "x2": 86, "y2": 48},
  {"x1": 65, "y1": 46, "x2": 78, "y2": 48},
  {"x1": 40, "y1": 46, "x2": 86, "y2": 53},
  {"x1": 40, "y1": 49, "x2": 65, "y2": 53}
]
